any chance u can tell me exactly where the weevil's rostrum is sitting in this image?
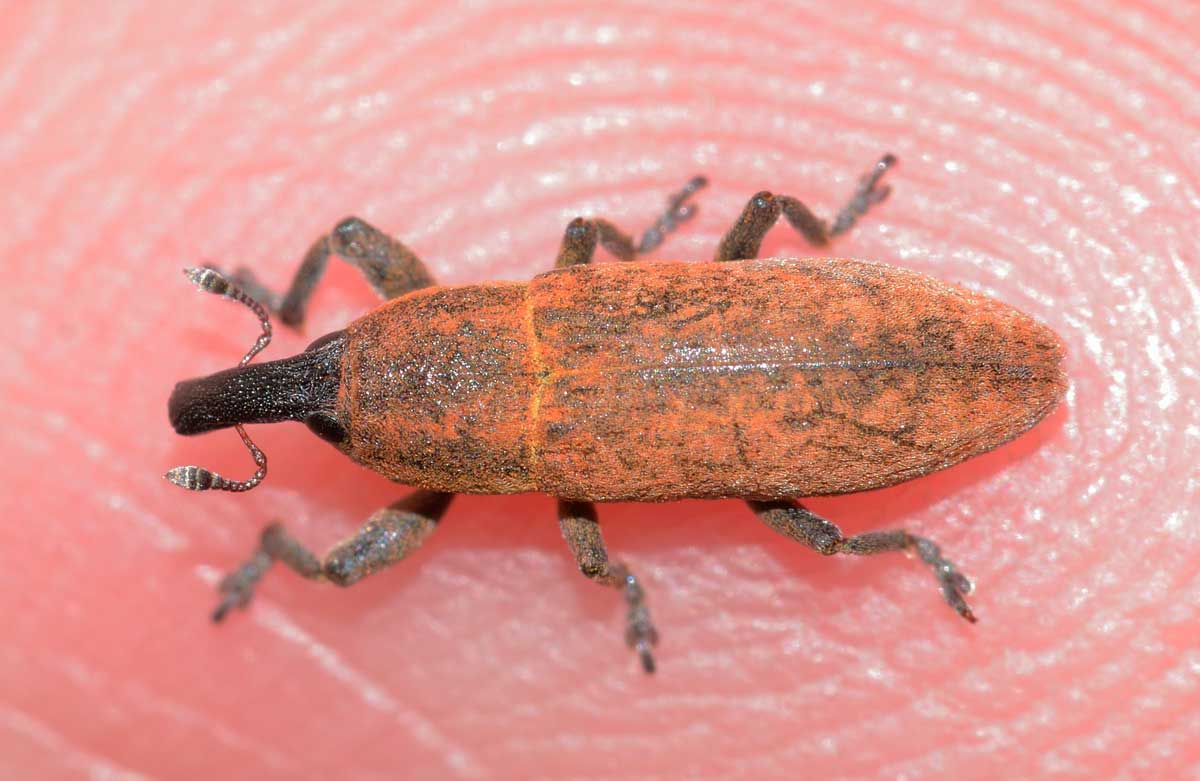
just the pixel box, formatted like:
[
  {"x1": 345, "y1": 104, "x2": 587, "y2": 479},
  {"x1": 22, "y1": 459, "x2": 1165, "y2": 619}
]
[{"x1": 167, "y1": 156, "x2": 1066, "y2": 673}]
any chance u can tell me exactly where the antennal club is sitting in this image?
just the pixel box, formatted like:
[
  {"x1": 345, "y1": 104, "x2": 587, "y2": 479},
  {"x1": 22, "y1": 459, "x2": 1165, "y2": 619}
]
[
  {"x1": 165, "y1": 424, "x2": 267, "y2": 492},
  {"x1": 182, "y1": 267, "x2": 272, "y2": 366},
  {"x1": 165, "y1": 268, "x2": 273, "y2": 493}
]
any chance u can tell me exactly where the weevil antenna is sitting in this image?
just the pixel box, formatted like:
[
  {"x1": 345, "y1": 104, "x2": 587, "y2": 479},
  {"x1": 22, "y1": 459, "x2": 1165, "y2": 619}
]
[
  {"x1": 165, "y1": 424, "x2": 267, "y2": 492},
  {"x1": 165, "y1": 268, "x2": 272, "y2": 492},
  {"x1": 182, "y1": 267, "x2": 273, "y2": 365}
]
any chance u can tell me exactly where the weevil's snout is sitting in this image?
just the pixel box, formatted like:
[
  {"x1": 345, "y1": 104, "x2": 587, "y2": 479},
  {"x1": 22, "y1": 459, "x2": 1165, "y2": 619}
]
[
  {"x1": 166, "y1": 270, "x2": 350, "y2": 492},
  {"x1": 169, "y1": 376, "x2": 222, "y2": 435},
  {"x1": 168, "y1": 330, "x2": 348, "y2": 439},
  {"x1": 169, "y1": 369, "x2": 269, "y2": 436}
]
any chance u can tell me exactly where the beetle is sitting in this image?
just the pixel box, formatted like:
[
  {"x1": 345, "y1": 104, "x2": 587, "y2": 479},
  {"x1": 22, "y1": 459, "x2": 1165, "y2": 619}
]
[{"x1": 166, "y1": 155, "x2": 1066, "y2": 673}]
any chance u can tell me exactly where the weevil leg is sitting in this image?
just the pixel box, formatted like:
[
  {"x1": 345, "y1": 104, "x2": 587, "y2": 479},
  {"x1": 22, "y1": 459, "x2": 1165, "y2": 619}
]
[
  {"x1": 748, "y1": 499, "x2": 977, "y2": 623},
  {"x1": 558, "y1": 500, "x2": 659, "y2": 673},
  {"x1": 555, "y1": 176, "x2": 708, "y2": 268},
  {"x1": 222, "y1": 216, "x2": 438, "y2": 328},
  {"x1": 714, "y1": 154, "x2": 896, "y2": 261},
  {"x1": 212, "y1": 490, "x2": 453, "y2": 621}
]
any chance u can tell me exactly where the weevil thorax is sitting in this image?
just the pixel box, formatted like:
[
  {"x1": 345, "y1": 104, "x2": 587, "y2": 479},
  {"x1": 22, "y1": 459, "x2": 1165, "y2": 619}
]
[
  {"x1": 168, "y1": 330, "x2": 350, "y2": 445},
  {"x1": 333, "y1": 283, "x2": 539, "y2": 494}
]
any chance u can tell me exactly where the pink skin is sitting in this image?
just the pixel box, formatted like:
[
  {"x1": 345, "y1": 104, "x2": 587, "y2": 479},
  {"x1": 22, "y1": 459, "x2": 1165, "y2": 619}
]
[{"x1": 2, "y1": 3, "x2": 1197, "y2": 779}]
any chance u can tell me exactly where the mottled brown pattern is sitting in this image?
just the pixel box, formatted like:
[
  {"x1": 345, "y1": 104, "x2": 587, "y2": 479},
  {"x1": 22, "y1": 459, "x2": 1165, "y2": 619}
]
[
  {"x1": 336, "y1": 258, "x2": 1065, "y2": 501},
  {"x1": 337, "y1": 281, "x2": 540, "y2": 493},
  {"x1": 530, "y1": 258, "x2": 1065, "y2": 501}
]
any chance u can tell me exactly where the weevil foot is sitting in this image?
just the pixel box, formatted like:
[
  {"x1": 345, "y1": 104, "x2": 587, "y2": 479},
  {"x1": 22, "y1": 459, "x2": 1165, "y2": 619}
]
[
  {"x1": 555, "y1": 176, "x2": 709, "y2": 268},
  {"x1": 830, "y1": 153, "x2": 897, "y2": 237},
  {"x1": 911, "y1": 536, "x2": 977, "y2": 623},
  {"x1": 635, "y1": 175, "x2": 709, "y2": 254},
  {"x1": 616, "y1": 565, "x2": 659, "y2": 674},
  {"x1": 715, "y1": 154, "x2": 897, "y2": 261},
  {"x1": 558, "y1": 501, "x2": 662, "y2": 673},
  {"x1": 208, "y1": 497, "x2": 449, "y2": 623},
  {"x1": 212, "y1": 549, "x2": 273, "y2": 622},
  {"x1": 749, "y1": 501, "x2": 977, "y2": 624}
]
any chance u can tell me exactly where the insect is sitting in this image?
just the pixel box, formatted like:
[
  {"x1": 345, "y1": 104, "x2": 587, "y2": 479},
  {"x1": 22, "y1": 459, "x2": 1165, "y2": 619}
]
[{"x1": 167, "y1": 156, "x2": 1066, "y2": 673}]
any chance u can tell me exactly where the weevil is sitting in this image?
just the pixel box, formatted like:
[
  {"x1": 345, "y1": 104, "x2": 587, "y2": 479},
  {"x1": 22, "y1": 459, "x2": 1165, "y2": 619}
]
[{"x1": 167, "y1": 155, "x2": 1066, "y2": 673}]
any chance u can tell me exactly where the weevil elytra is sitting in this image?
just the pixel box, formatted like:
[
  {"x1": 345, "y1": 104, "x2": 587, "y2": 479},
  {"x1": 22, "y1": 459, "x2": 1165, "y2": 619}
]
[{"x1": 167, "y1": 156, "x2": 1066, "y2": 673}]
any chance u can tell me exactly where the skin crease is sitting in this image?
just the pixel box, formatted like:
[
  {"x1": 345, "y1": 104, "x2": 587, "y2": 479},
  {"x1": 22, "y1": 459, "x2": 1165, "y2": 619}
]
[{"x1": 1, "y1": 2, "x2": 1197, "y2": 780}]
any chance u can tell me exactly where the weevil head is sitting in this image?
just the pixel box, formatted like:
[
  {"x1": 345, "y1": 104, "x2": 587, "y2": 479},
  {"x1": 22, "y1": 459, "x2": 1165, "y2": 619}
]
[{"x1": 168, "y1": 330, "x2": 349, "y2": 446}]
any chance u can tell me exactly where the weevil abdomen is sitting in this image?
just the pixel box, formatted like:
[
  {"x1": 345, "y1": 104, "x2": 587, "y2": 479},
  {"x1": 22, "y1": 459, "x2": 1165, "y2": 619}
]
[{"x1": 336, "y1": 257, "x2": 1065, "y2": 500}]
